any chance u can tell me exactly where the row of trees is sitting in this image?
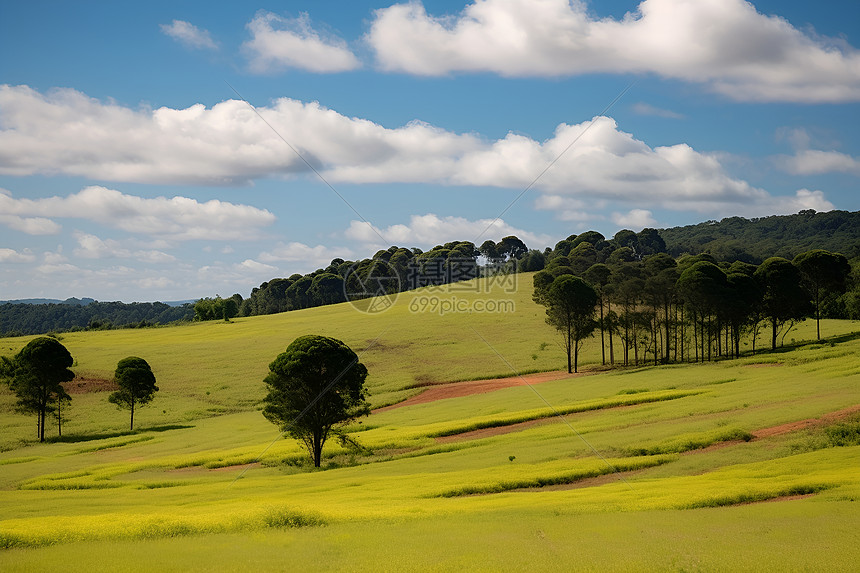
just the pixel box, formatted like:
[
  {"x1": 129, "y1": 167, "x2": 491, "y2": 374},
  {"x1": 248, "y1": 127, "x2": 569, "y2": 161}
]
[
  {"x1": 535, "y1": 239, "x2": 852, "y2": 373},
  {"x1": 0, "y1": 337, "x2": 159, "y2": 441},
  {"x1": 0, "y1": 301, "x2": 193, "y2": 337},
  {"x1": 198, "y1": 236, "x2": 535, "y2": 320}
]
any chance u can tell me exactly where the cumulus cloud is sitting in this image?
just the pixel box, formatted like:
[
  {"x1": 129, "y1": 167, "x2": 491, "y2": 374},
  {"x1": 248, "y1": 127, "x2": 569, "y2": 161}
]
[
  {"x1": 0, "y1": 85, "x2": 827, "y2": 216},
  {"x1": 244, "y1": 12, "x2": 360, "y2": 73},
  {"x1": 0, "y1": 186, "x2": 275, "y2": 241},
  {"x1": 160, "y1": 20, "x2": 218, "y2": 50},
  {"x1": 72, "y1": 232, "x2": 177, "y2": 262},
  {"x1": 777, "y1": 149, "x2": 860, "y2": 176},
  {"x1": 367, "y1": 0, "x2": 860, "y2": 102},
  {"x1": 612, "y1": 209, "x2": 657, "y2": 229},
  {"x1": 0, "y1": 248, "x2": 36, "y2": 263},
  {"x1": 344, "y1": 214, "x2": 552, "y2": 250},
  {"x1": 258, "y1": 242, "x2": 354, "y2": 273}
]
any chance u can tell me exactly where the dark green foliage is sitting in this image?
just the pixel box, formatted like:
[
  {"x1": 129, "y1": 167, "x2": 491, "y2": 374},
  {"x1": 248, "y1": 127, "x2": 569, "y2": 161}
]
[
  {"x1": 109, "y1": 357, "x2": 159, "y2": 431},
  {"x1": 0, "y1": 301, "x2": 192, "y2": 336},
  {"x1": 659, "y1": 210, "x2": 860, "y2": 262},
  {"x1": 792, "y1": 250, "x2": 851, "y2": 339},
  {"x1": 755, "y1": 258, "x2": 814, "y2": 350},
  {"x1": 541, "y1": 275, "x2": 598, "y2": 373},
  {"x1": 4, "y1": 337, "x2": 75, "y2": 442},
  {"x1": 262, "y1": 335, "x2": 369, "y2": 467}
]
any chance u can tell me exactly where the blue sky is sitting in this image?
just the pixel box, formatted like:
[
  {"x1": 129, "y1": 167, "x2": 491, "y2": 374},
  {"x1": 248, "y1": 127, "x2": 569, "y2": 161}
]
[{"x1": 1, "y1": 0, "x2": 858, "y2": 302}]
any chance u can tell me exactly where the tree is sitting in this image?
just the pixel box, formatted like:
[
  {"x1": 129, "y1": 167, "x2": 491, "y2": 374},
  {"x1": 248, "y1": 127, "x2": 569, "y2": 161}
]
[
  {"x1": 754, "y1": 257, "x2": 813, "y2": 350},
  {"x1": 262, "y1": 335, "x2": 369, "y2": 467},
  {"x1": 6, "y1": 337, "x2": 75, "y2": 442},
  {"x1": 792, "y1": 250, "x2": 851, "y2": 340},
  {"x1": 496, "y1": 236, "x2": 528, "y2": 261},
  {"x1": 540, "y1": 276, "x2": 598, "y2": 373},
  {"x1": 109, "y1": 357, "x2": 159, "y2": 431}
]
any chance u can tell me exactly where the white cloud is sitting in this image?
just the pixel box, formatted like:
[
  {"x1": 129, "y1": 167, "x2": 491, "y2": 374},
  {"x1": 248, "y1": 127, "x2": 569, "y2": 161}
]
[
  {"x1": 244, "y1": 12, "x2": 360, "y2": 73},
  {"x1": 0, "y1": 248, "x2": 36, "y2": 263},
  {"x1": 258, "y1": 242, "x2": 354, "y2": 274},
  {"x1": 72, "y1": 232, "x2": 177, "y2": 263},
  {"x1": 160, "y1": 20, "x2": 218, "y2": 50},
  {"x1": 611, "y1": 209, "x2": 657, "y2": 230},
  {"x1": 631, "y1": 102, "x2": 684, "y2": 119},
  {"x1": 367, "y1": 0, "x2": 860, "y2": 102},
  {"x1": 777, "y1": 149, "x2": 860, "y2": 176},
  {"x1": 0, "y1": 214, "x2": 61, "y2": 235},
  {"x1": 238, "y1": 259, "x2": 278, "y2": 273},
  {"x1": 0, "y1": 85, "x2": 828, "y2": 216},
  {"x1": 0, "y1": 186, "x2": 275, "y2": 241},
  {"x1": 344, "y1": 214, "x2": 552, "y2": 250}
]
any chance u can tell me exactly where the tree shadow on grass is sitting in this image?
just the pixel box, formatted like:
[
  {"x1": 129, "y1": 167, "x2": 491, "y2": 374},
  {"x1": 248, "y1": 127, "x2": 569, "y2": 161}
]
[{"x1": 46, "y1": 424, "x2": 194, "y2": 444}]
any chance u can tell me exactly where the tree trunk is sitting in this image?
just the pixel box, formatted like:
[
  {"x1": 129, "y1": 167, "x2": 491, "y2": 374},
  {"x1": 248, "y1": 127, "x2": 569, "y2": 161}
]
[
  {"x1": 599, "y1": 299, "x2": 606, "y2": 366},
  {"x1": 771, "y1": 317, "x2": 778, "y2": 350},
  {"x1": 130, "y1": 401, "x2": 135, "y2": 431}
]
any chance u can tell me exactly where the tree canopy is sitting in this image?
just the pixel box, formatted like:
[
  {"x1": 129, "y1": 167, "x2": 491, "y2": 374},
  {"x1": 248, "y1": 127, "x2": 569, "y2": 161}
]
[
  {"x1": 4, "y1": 337, "x2": 75, "y2": 442},
  {"x1": 109, "y1": 356, "x2": 159, "y2": 430},
  {"x1": 262, "y1": 335, "x2": 370, "y2": 467}
]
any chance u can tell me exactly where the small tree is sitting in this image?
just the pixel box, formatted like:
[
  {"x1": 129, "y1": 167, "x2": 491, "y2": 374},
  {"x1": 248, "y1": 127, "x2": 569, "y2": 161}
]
[
  {"x1": 109, "y1": 357, "x2": 159, "y2": 430},
  {"x1": 6, "y1": 337, "x2": 75, "y2": 442},
  {"x1": 541, "y1": 276, "x2": 598, "y2": 373},
  {"x1": 262, "y1": 335, "x2": 369, "y2": 467}
]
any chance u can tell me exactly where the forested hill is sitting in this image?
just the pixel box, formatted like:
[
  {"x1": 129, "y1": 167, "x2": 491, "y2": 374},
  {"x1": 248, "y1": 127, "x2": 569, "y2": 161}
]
[
  {"x1": 659, "y1": 209, "x2": 860, "y2": 263},
  {"x1": 0, "y1": 301, "x2": 193, "y2": 336}
]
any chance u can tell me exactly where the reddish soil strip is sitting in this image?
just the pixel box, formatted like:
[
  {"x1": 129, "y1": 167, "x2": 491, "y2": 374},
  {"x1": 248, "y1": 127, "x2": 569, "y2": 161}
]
[
  {"x1": 374, "y1": 370, "x2": 583, "y2": 413},
  {"x1": 63, "y1": 377, "x2": 118, "y2": 394},
  {"x1": 753, "y1": 404, "x2": 860, "y2": 439},
  {"x1": 435, "y1": 418, "x2": 554, "y2": 444}
]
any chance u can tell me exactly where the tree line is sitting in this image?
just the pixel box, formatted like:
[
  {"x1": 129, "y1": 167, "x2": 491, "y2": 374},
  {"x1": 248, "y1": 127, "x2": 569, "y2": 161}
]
[
  {"x1": 534, "y1": 230, "x2": 852, "y2": 373},
  {"x1": 0, "y1": 301, "x2": 193, "y2": 337},
  {"x1": 0, "y1": 337, "x2": 159, "y2": 442},
  {"x1": 197, "y1": 236, "x2": 540, "y2": 320}
]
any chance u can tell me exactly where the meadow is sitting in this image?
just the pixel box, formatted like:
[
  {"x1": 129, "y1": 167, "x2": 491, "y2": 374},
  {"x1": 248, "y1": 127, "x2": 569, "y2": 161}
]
[{"x1": 1, "y1": 274, "x2": 859, "y2": 571}]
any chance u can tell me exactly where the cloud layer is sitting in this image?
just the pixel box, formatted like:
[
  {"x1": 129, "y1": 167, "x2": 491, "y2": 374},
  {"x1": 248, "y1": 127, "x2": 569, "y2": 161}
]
[
  {"x1": 0, "y1": 186, "x2": 275, "y2": 240},
  {"x1": 0, "y1": 85, "x2": 822, "y2": 217},
  {"x1": 367, "y1": 0, "x2": 860, "y2": 102}
]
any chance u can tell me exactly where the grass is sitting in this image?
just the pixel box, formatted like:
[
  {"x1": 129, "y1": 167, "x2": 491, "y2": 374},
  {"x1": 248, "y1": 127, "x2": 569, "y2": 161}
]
[{"x1": 1, "y1": 275, "x2": 860, "y2": 569}]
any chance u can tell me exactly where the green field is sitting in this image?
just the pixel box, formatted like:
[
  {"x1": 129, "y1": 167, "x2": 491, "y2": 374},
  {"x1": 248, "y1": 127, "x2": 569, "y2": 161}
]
[{"x1": 2, "y1": 275, "x2": 860, "y2": 571}]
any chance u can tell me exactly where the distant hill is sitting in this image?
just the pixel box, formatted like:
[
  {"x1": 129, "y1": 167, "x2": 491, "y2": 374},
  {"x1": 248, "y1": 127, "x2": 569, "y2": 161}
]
[
  {"x1": 0, "y1": 297, "x2": 96, "y2": 306},
  {"x1": 659, "y1": 209, "x2": 860, "y2": 263}
]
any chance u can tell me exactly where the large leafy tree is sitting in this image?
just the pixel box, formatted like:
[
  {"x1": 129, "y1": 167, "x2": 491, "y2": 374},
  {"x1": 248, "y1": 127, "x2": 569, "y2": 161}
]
[
  {"x1": 109, "y1": 357, "x2": 159, "y2": 430},
  {"x1": 540, "y1": 276, "x2": 598, "y2": 373},
  {"x1": 5, "y1": 337, "x2": 75, "y2": 442},
  {"x1": 262, "y1": 335, "x2": 369, "y2": 467},
  {"x1": 755, "y1": 257, "x2": 813, "y2": 350},
  {"x1": 792, "y1": 250, "x2": 851, "y2": 340}
]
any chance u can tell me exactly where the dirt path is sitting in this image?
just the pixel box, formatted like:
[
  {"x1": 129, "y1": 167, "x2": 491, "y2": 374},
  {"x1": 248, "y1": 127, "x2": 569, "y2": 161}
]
[
  {"x1": 374, "y1": 370, "x2": 584, "y2": 413},
  {"x1": 753, "y1": 404, "x2": 860, "y2": 439}
]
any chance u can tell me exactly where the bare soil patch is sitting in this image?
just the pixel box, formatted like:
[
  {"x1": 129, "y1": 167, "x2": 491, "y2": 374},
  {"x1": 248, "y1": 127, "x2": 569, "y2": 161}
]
[
  {"x1": 753, "y1": 404, "x2": 860, "y2": 439},
  {"x1": 63, "y1": 376, "x2": 118, "y2": 394},
  {"x1": 374, "y1": 370, "x2": 584, "y2": 413}
]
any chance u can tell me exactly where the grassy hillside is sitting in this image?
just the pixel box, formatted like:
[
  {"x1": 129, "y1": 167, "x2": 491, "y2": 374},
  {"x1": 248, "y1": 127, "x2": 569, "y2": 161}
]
[{"x1": 1, "y1": 274, "x2": 859, "y2": 570}]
